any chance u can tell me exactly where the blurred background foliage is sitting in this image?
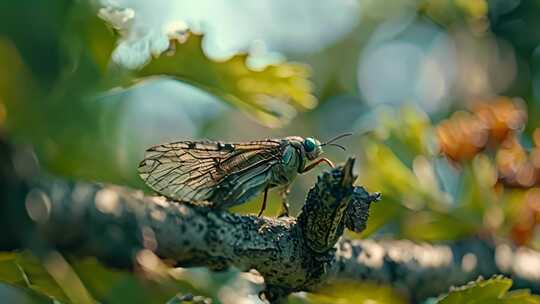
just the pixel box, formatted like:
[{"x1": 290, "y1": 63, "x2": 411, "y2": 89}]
[{"x1": 3, "y1": 0, "x2": 540, "y2": 303}]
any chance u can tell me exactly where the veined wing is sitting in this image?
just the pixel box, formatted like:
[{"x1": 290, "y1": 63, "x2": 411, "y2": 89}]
[{"x1": 138, "y1": 139, "x2": 282, "y2": 205}]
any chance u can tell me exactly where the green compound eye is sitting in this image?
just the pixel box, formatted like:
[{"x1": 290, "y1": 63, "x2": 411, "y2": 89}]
[{"x1": 303, "y1": 138, "x2": 317, "y2": 153}]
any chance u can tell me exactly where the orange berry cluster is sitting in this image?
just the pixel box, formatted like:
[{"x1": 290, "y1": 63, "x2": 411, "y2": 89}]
[
  {"x1": 436, "y1": 97, "x2": 527, "y2": 162},
  {"x1": 496, "y1": 130, "x2": 540, "y2": 188}
]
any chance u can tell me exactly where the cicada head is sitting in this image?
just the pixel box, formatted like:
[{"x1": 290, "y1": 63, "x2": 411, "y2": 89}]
[{"x1": 302, "y1": 137, "x2": 323, "y2": 160}]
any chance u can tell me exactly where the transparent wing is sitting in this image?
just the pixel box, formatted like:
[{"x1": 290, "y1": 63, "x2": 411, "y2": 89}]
[{"x1": 138, "y1": 140, "x2": 282, "y2": 205}]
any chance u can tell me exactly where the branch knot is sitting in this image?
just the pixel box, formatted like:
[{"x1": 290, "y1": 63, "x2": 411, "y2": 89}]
[{"x1": 298, "y1": 158, "x2": 380, "y2": 253}]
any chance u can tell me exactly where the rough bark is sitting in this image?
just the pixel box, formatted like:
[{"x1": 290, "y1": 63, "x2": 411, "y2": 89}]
[
  {"x1": 21, "y1": 158, "x2": 380, "y2": 302},
  {"x1": 2, "y1": 140, "x2": 540, "y2": 303}
]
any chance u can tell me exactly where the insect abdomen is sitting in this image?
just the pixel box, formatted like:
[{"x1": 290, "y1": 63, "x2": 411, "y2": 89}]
[{"x1": 208, "y1": 161, "x2": 274, "y2": 208}]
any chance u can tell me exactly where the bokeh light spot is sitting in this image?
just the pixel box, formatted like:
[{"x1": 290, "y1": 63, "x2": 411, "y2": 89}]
[{"x1": 25, "y1": 189, "x2": 51, "y2": 224}]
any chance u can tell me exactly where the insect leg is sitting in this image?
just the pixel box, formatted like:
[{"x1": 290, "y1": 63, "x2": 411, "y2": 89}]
[
  {"x1": 257, "y1": 185, "x2": 270, "y2": 217},
  {"x1": 278, "y1": 185, "x2": 291, "y2": 217},
  {"x1": 301, "y1": 157, "x2": 335, "y2": 173}
]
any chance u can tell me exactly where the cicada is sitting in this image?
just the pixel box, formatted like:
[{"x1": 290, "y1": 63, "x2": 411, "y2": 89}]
[{"x1": 138, "y1": 134, "x2": 351, "y2": 216}]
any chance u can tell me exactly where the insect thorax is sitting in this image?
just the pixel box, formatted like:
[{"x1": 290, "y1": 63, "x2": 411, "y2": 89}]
[{"x1": 269, "y1": 144, "x2": 302, "y2": 187}]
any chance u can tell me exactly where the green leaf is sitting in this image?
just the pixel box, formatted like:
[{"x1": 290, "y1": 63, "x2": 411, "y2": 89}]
[
  {"x1": 0, "y1": 251, "x2": 69, "y2": 303},
  {"x1": 125, "y1": 34, "x2": 317, "y2": 127},
  {"x1": 299, "y1": 281, "x2": 407, "y2": 304},
  {"x1": 438, "y1": 276, "x2": 540, "y2": 304}
]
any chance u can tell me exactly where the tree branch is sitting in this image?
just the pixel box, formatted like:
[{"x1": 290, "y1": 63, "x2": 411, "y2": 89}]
[
  {"x1": 21, "y1": 158, "x2": 380, "y2": 302},
  {"x1": 2, "y1": 140, "x2": 540, "y2": 303},
  {"x1": 331, "y1": 238, "x2": 540, "y2": 301}
]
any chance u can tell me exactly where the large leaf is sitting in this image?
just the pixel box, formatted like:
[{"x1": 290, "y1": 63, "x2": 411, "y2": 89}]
[
  {"x1": 123, "y1": 33, "x2": 317, "y2": 127},
  {"x1": 438, "y1": 276, "x2": 540, "y2": 304}
]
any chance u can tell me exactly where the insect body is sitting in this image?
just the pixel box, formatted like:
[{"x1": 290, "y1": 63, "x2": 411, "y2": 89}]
[{"x1": 138, "y1": 134, "x2": 350, "y2": 216}]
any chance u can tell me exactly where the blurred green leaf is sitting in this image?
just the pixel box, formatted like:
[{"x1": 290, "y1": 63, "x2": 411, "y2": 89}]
[
  {"x1": 0, "y1": 2, "x2": 127, "y2": 185},
  {"x1": 0, "y1": 251, "x2": 69, "y2": 303},
  {"x1": 355, "y1": 197, "x2": 403, "y2": 238},
  {"x1": 359, "y1": 140, "x2": 450, "y2": 221},
  {"x1": 360, "y1": 140, "x2": 423, "y2": 200},
  {"x1": 298, "y1": 281, "x2": 406, "y2": 304},
  {"x1": 127, "y1": 34, "x2": 317, "y2": 128},
  {"x1": 401, "y1": 210, "x2": 477, "y2": 241},
  {"x1": 0, "y1": 251, "x2": 216, "y2": 304},
  {"x1": 438, "y1": 276, "x2": 540, "y2": 304},
  {"x1": 358, "y1": 131, "x2": 483, "y2": 240},
  {"x1": 72, "y1": 258, "x2": 205, "y2": 304},
  {"x1": 0, "y1": 38, "x2": 42, "y2": 134},
  {"x1": 421, "y1": 0, "x2": 488, "y2": 25},
  {"x1": 458, "y1": 156, "x2": 500, "y2": 217},
  {"x1": 358, "y1": 139, "x2": 429, "y2": 236},
  {"x1": 379, "y1": 106, "x2": 433, "y2": 165}
]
